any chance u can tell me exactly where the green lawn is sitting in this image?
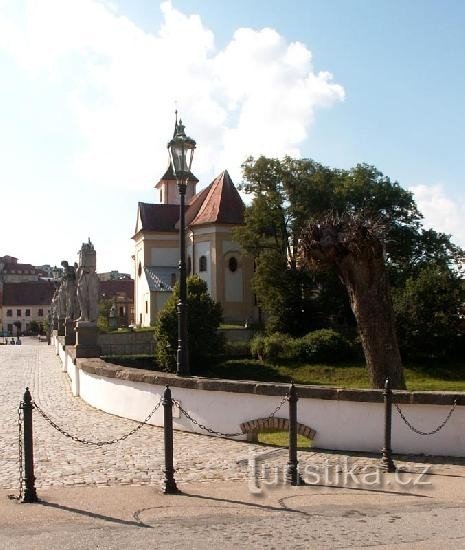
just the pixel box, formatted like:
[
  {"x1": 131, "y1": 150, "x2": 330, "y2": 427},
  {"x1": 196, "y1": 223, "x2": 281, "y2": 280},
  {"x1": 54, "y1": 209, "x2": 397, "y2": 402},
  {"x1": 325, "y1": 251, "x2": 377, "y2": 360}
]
[
  {"x1": 102, "y1": 355, "x2": 465, "y2": 391},
  {"x1": 258, "y1": 429, "x2": 312, "y2": 450},
  {"x1": 202, "y1": 359, "x2": 465, "y2": 392}
]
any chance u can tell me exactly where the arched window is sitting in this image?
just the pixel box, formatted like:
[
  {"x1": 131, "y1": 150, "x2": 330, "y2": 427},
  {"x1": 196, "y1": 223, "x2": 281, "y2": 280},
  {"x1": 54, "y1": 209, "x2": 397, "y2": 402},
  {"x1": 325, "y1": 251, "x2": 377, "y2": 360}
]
[
  {"x1": 199, "y1": 255, "x2": 207, "y2": 272},
  {"x1": 228, "y1": 256, "x2": 238, "y2": 272},
  {"x1": 138, "y1": 262, "x2": 142, "y2": 278}
]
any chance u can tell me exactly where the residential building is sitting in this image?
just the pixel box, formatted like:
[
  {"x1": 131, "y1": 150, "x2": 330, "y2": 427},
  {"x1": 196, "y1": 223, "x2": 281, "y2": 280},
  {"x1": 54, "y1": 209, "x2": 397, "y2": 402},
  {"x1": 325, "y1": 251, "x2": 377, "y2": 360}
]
[{"x1": 0, "y1": 281, "x2": 55, "y2": 335}]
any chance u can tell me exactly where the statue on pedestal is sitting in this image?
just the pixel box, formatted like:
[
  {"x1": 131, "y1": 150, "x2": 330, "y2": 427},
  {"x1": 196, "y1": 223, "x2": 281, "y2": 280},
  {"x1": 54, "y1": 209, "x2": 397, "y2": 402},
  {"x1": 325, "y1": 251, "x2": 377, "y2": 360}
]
[
  {"x1": 61, "y1": 261, "x2": 79, "y2": 321},
  {"x1": 76, "y1": 240, "x2": 99, "y2": 323}
]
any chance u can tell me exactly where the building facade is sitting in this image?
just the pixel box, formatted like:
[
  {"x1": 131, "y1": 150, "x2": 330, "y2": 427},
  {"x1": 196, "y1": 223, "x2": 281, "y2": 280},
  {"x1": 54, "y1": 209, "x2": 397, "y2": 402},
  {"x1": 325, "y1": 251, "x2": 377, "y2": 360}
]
[
  {"x1": 0, "y1": 281, "x2": 55, "y2": 335},
  {"x1": 133, "y1": 160, "x2": 257, "y2": 327}
]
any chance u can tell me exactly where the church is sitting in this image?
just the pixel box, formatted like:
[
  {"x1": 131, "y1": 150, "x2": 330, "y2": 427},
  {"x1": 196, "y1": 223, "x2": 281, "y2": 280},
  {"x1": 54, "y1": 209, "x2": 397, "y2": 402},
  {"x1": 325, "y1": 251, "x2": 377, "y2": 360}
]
[{"x1": 132, "y1": 129, "x2": 257, "y2": 327}]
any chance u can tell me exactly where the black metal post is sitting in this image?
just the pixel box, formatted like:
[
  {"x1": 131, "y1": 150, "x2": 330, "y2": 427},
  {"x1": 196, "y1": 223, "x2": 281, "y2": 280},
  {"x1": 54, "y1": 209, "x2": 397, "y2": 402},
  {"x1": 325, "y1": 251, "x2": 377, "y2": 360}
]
[
  {"x1": 163, "y1": 386, "x2": 180, "y2": 494},
  {"x1": 288, "y1": 383, "x2": 301, "y2": 486},
  {"x1": 177, "y1": 179, "x2": 189, "y2": 376},
  {"x1": 21, "y1": 387, "x2": 38, "y2": 503},
  {"x1": 381, "y1": 377, "x2": 396, "y2": 472}
]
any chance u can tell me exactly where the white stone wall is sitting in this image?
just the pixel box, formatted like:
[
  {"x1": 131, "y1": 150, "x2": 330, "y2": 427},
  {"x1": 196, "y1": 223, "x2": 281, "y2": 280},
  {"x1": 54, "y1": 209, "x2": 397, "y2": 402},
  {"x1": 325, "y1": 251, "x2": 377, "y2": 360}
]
[{"x1": 59, "y1": 347, "x2": 465, "y2": 457}]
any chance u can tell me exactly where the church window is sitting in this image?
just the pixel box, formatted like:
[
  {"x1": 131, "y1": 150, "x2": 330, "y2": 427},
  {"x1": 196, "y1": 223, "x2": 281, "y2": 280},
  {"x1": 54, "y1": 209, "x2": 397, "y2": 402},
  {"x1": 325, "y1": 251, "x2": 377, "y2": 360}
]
[
  {"x1": 228, "y1": 257, "x2": 238, "y2": 272},
  {"x1": 138, "y1": 262, "x2": 142, "y2": 278},
  {"x1": 199, "y1": 255, "x2": 207, "y2": 272},
  {"x1": 160, "y1": 189, "x2": 163, "y2": 203},
  {"x1": 145, "y1": 301, "x2": 148, "y2": 314}
]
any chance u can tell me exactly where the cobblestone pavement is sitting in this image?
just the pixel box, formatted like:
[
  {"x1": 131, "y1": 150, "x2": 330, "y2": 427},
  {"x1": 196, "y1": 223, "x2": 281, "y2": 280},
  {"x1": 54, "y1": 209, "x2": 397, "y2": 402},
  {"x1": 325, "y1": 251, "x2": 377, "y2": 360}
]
[{"x1": 1, "y1": 339, "x2": 465, "y2": 494}]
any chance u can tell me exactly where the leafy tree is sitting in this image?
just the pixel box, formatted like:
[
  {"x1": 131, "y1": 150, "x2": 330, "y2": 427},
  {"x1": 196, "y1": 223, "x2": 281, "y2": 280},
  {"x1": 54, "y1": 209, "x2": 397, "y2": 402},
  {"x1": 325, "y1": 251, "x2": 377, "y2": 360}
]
[
  {"x1": 236, "y1": 156, "x2": 464, "y2": 389},
  {"x1": 393, "y1": 264, "x2": 465, "y2": 358},
  {"x1": 155, "y1": 276, "x2": 224, "y2": 373},
  {"x1": 28, "y1": 320, "x2": 41, "y2": 335},
  {"x1": 97, "y1": 299, "x2": 113, "y2": 333}
]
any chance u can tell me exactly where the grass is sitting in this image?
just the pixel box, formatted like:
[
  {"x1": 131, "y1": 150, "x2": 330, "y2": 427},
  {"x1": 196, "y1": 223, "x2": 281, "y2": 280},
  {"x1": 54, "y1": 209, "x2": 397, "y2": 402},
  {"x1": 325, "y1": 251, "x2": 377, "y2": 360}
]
[
  {"x1": 101, "y1": 355, "x2": 465, "y2": 391},
  {"x1": 258, "y1": 429, "x2": 312, "y2": 450}
]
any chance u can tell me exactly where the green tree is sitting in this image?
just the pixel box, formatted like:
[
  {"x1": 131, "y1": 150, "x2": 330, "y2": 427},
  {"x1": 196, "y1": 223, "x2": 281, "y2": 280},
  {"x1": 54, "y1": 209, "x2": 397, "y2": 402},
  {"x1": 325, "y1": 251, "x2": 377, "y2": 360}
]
[
  {"x1": 155, "y1": 275, "x2": 224, "y2": 373},
  {"x1": 236, "y1": 156, "x2": 464, "y2": 389},
  {"x1": 393, "y1": 264, "x2": 465, "y2": 358},
  {"x1": 97, "y1": 299, "x2": 113, "y2": 333}
]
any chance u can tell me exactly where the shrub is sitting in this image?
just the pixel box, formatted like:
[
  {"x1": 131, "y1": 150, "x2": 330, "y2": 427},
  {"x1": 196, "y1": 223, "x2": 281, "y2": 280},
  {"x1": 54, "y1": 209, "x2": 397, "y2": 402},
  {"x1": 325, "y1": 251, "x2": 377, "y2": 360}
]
[
  {"x1": 155, "y1": 276, "x2": 224, "y2": 373},
  {"x1": 224, "y1": 340, "x2": 251, "y2": 358},
  {"x1": 295, "y1": 329, "x2": 352, "y2": 363},
  {"x1": 250, "y1": 332, "x2": 294, "y2": 363}
]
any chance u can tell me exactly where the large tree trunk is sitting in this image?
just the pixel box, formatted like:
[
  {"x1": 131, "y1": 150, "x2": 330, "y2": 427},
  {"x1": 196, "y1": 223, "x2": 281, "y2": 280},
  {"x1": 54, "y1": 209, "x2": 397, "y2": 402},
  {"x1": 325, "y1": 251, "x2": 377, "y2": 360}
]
[
  {"x1": 337, "y1": 251, "x2": 405, "y2": 389},
  {"x1": 302, "y1": 218, "x2": 405, "y2": 389}
]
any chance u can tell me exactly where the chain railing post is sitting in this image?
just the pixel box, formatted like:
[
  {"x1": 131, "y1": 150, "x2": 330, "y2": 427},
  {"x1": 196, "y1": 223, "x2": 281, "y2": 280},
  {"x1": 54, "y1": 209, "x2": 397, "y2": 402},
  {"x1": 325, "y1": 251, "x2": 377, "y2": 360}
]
[
  {"x1": 381, "y1": 377, "x2": 396, "y2": 473},
  {"x1": 287, "y1": 383, "x2": 301, "y2": 486},
  {"x1": 21, "y1": 387, "x2": 38, "y2": 503},
  {"x1": 162, "y1": 386, "x2": 180, "y2": 494}
]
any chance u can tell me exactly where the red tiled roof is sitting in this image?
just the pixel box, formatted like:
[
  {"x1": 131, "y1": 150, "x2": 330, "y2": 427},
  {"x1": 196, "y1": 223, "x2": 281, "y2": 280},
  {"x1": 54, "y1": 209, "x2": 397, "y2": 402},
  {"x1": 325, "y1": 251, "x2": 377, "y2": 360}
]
[
  {"x1": 136, "y1": 203, "x2": 179, "y2": 233},
  {"x1": 2, "y1": 281, "x2": 55, "y2": 306},
  {"x1": 138, "y1": 170, "x2": 244, "y2": 235},
  {"x1": 188, "y1": 170, "x2": 245, "y2": 226},
  {"x1": 99, "y1": 279, "x2": 134, "y2": 300}
]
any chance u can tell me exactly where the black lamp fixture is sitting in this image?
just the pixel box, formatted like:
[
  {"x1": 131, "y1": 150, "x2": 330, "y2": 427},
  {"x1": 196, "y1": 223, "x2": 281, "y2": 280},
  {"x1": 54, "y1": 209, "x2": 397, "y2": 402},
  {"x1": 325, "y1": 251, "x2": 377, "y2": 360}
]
[{"x1": 168, "y1": 112, "x2": 196, "y2": 376}]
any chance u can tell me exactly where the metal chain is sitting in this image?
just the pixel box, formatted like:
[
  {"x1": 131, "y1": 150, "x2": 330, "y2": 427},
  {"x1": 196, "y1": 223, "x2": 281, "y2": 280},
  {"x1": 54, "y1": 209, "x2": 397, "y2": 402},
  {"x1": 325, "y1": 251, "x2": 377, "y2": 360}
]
[
  {"x1": 32, "y1": 398, "x2": 162, "y2": 446},
  {"x1": 171, "y1": 391, "x2": 290, "y2": 439},
  {"x1": 266, "y1": 392, "x2": 290, "y2": 419},
  {"x1": 17, "y1": 403, "x2": 23, "y2": 500},
  {"x1": 394, "y1": 400, "x2": 458, "y2": 436}
]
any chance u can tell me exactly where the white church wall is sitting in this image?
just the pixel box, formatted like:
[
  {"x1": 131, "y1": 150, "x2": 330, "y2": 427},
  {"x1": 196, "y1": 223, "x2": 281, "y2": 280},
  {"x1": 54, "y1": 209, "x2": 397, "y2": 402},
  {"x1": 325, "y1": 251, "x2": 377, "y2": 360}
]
[
  {"x1": 225, "y1": 266, "x2": 243, "y2": 303},
  {"x1": 151, "y1": 247, "x2": 179, "y2": 266},
  {"x1": 195, "y1": 241, "x2": 211, "y2": 292}
]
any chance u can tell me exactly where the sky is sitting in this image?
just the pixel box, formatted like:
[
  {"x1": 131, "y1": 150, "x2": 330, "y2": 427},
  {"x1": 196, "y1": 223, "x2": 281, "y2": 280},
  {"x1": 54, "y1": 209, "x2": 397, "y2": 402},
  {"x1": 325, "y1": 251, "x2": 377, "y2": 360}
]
[{"x1": 1, "y1": 0, "x2": 464, "y2": 273}]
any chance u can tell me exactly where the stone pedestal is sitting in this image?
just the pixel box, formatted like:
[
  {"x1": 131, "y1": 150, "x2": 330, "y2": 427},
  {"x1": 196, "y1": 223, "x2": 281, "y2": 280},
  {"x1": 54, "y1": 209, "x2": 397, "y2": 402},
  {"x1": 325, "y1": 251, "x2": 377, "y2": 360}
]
[
  {"x1": 65, "y1": 319, "x2": 76, "y2": 346},
  {"x1": 75, "y1": 322, "x2": 100, "y2": 358},
  {"x1": 57, "y1": 317, "x2": 65, "y2": 336}
]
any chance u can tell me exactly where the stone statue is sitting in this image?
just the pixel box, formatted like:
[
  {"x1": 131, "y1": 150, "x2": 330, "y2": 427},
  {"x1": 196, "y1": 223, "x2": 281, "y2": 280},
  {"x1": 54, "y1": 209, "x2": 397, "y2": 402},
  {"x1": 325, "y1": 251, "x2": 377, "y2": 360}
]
[
  {"x1": 60, "y1": 260, "x2": 79, "y2": 321},
  {"x1": 55, "y1": 283, "x2": 66, "y2": 319},
  {"x1": 76, "y1": 240, "x2": 99, "y2": 323}
]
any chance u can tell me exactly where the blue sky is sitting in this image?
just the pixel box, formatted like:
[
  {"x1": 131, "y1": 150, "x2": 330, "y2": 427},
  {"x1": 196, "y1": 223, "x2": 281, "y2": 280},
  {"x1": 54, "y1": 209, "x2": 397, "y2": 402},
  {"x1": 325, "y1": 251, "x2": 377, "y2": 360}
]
[{"x1": 1, "y1": 0, "x2": 464, "y2": 272}]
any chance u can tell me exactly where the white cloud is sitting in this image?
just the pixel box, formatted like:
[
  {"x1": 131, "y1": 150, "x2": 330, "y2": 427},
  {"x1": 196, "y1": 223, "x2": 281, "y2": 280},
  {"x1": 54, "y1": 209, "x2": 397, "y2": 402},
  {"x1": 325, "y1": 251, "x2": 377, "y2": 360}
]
[
  {"x1": 410, "y1": 184, "x2": 465, "y2": 248},
  {"x1": 0, "y1": 0, "x2": 345, "y2": 190}
]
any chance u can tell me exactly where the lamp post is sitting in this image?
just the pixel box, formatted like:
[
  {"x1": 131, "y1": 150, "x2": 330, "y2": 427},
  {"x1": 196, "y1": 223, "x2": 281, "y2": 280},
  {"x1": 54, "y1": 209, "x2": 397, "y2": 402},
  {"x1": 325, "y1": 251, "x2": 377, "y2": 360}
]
[{"x1": 168, "y1": 113, "x2": 196, "y2": 376}]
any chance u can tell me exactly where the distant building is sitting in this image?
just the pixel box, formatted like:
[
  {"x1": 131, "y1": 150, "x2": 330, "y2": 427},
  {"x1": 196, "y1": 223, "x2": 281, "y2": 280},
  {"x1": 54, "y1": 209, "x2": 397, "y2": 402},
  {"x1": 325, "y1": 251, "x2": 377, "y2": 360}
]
[
  {"x1": 99, "y1": 279, "x2": 134, "y2": 327},
  {"x1": 98, "y1": 271, "x2": 132, "y2": 282},
  {"x1": 0, "y1": 256, "x2": 40, "y2": 284},
  {"x1": 0, "y1": 281, "x2": 55, "y2": 335}
]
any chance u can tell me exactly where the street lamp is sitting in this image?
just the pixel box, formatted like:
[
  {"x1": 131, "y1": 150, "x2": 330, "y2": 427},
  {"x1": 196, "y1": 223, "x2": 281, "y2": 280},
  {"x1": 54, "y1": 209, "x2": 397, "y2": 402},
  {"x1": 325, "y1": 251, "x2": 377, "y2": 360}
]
[{"x1": 168, "y1": 113, "x2": 196, "y2": 376}]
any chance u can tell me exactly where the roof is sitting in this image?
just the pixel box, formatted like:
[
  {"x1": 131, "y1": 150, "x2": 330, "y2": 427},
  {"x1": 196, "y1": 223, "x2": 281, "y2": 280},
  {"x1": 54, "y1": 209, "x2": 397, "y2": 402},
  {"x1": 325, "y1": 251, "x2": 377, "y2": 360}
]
[
  {"x1": 137, "y1": 169, "x2": 244, "y2": 235},
  {"x1": 185, "y1": 170, "x2": 245, "y2": 227},
  {"x1": 144, "y1": 267, "x2": 178, "y2": 292},
  {"x1": 99, "y1": 279, "x2": 134, "y2": 301},
  {"x1": 2, "y1": 281, "x2": 55, "y2": 306},
  {"x1": 136, "y1": 203, "x2": 179, "y2": 233},
  {"x1": 1, "y1": 262, "x2": 38, "y2": 275},
  {"x1": 156, "y1": 164, "x2": 199, "y2": 186}
]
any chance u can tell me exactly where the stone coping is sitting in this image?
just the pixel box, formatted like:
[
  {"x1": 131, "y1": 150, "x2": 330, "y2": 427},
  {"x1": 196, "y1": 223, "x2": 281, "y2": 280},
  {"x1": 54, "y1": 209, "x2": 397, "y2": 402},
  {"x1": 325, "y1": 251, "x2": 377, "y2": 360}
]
[{"x1": 68, "y1": 354, "x2": 465, "y2": 406}]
